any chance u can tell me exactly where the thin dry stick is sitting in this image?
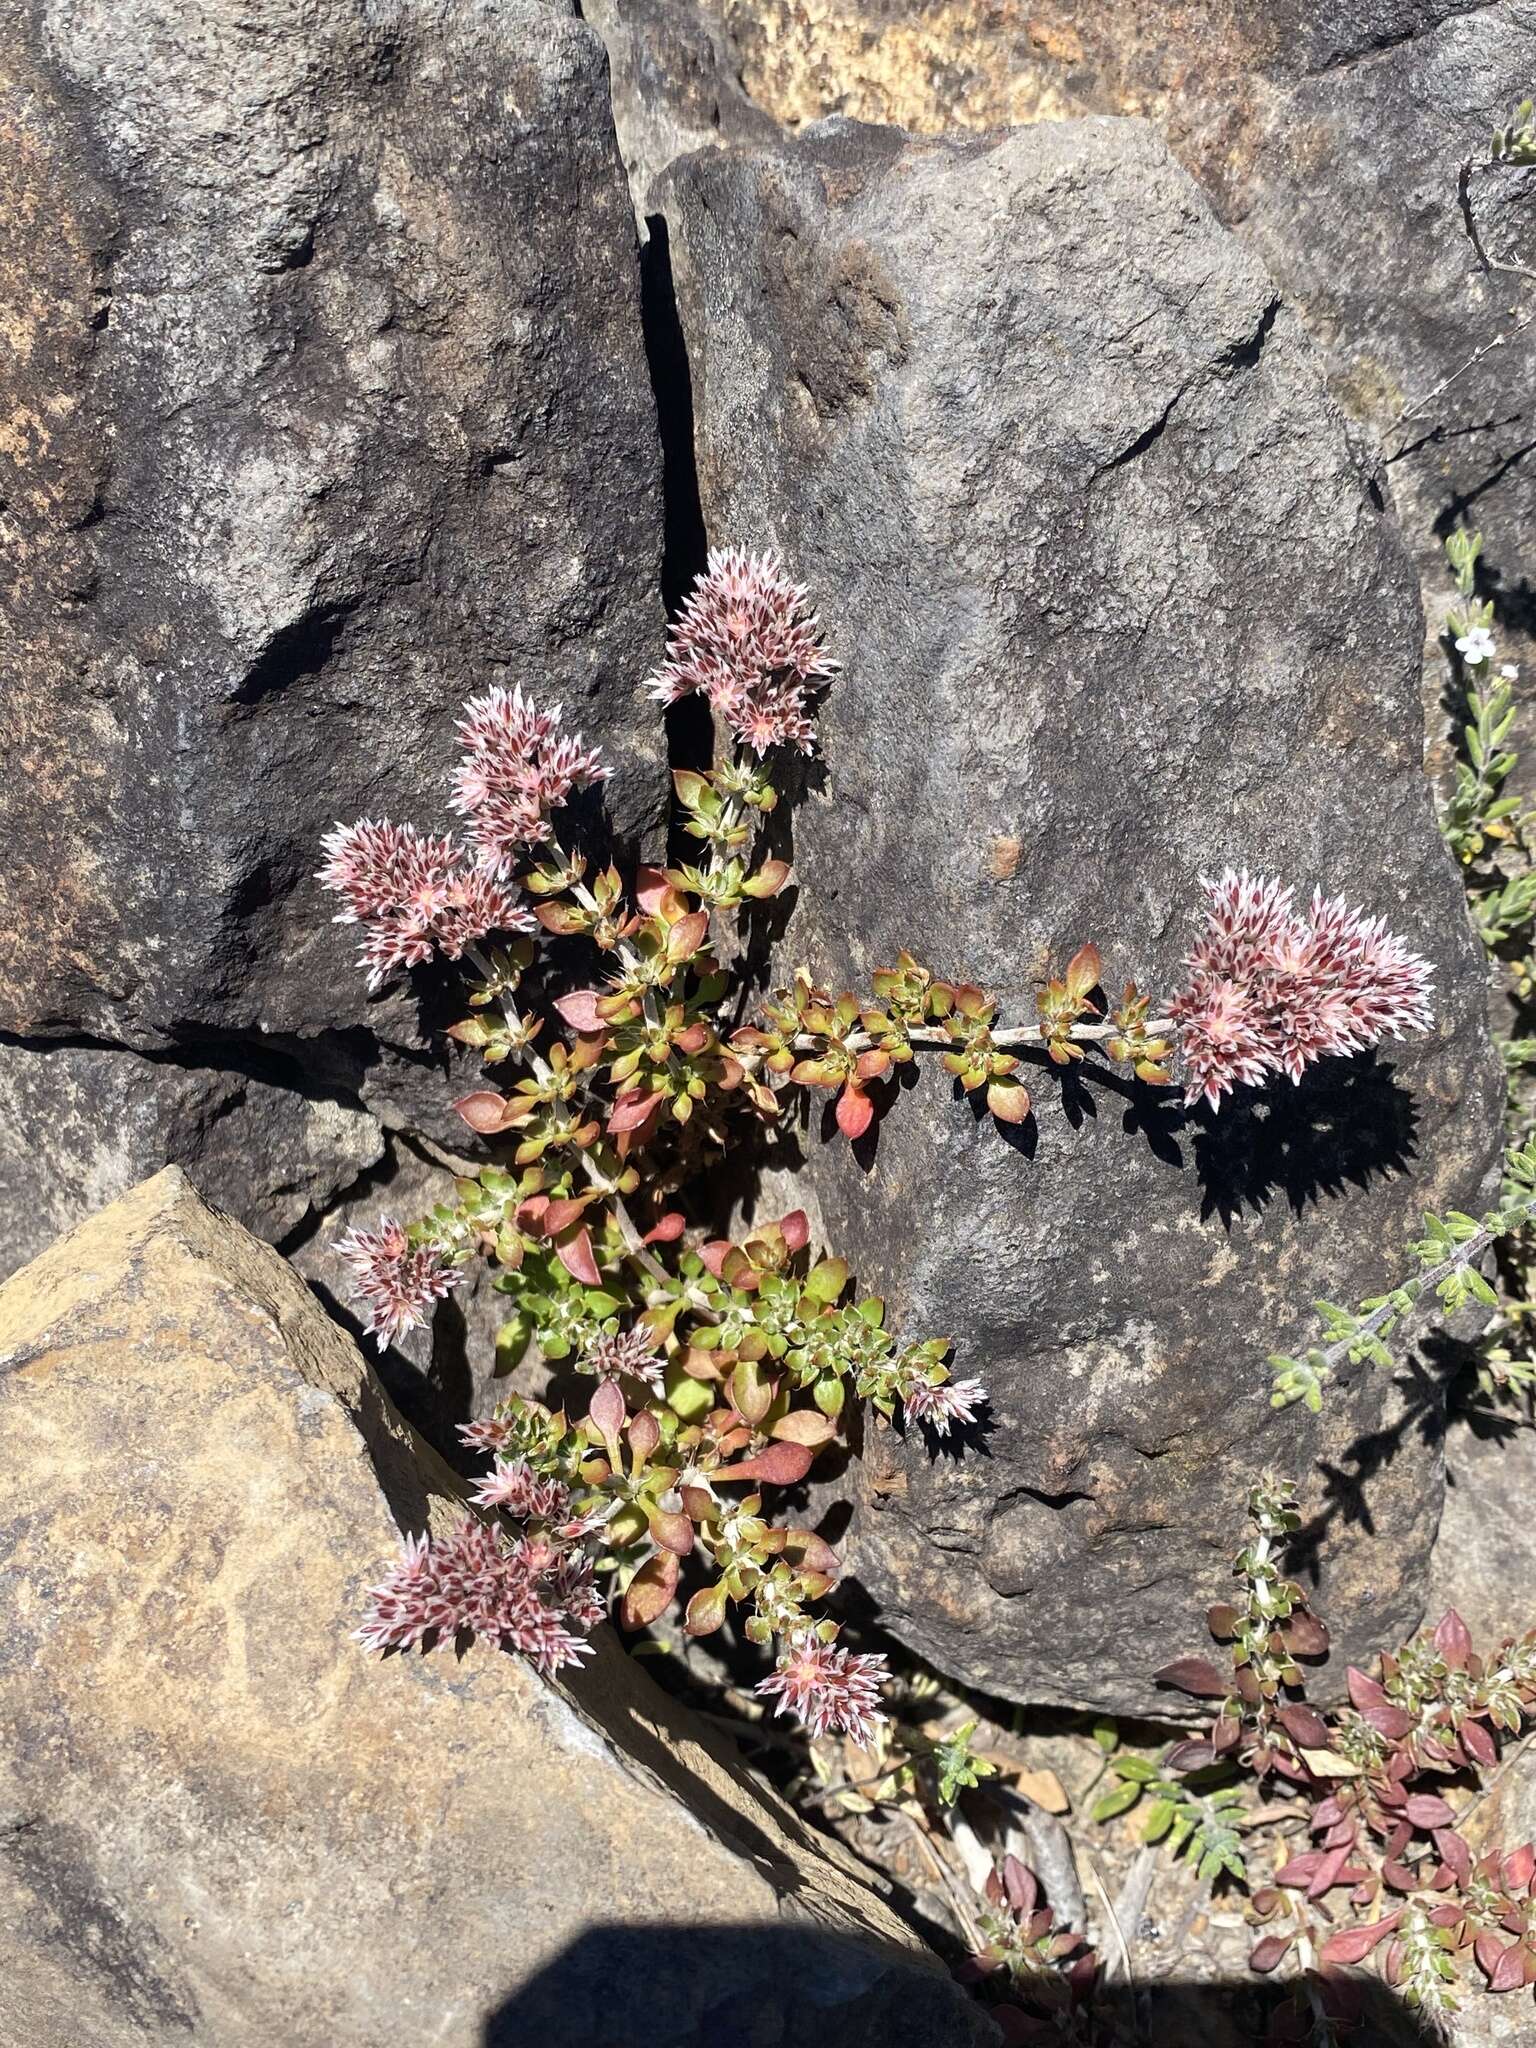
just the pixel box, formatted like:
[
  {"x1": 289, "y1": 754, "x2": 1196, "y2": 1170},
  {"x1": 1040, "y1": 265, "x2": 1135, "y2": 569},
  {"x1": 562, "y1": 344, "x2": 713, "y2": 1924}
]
[
  {"x1": 1087, "y1": 1850, "x2": 1136, "y2": 1990},
  {"x1": 1459, "y1": 156, "x2": 1536, "y2": 288},
  {"x1": 1388, "y1": 155, "x2": 1536, "y2": 440}
]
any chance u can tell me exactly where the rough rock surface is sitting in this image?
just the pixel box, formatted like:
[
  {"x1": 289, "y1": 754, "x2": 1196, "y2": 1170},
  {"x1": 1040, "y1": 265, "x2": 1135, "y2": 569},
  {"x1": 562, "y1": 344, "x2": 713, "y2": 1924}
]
[
  {"x1": 585, "y1": 0, "x2": 779, "y2": 219},
  {"x1": 0, "y1": 1038, "x2": 382, "y2": 1281},
  {"x1": 660, "y1": 118, "x2": 1505, "y2": 1714},
  {"x1": 0, "y1": 0, "x2": 667, "y2": 1250},
  {"x1": 1429, "y1": 1402, "x2": 1536, "y2": 1649},
  {"x1": 614, "y1": 0, "x2": 1536, "y2": 725},
  {"x1": 0, "y1": 1170, "x2": 994, "y2": 2048}
]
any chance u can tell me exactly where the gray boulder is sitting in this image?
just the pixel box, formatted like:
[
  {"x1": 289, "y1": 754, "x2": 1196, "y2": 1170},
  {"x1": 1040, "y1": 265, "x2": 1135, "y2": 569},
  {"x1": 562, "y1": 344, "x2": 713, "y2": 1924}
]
[
  {"x1": 0, "y1": 1038, "x2": 382, "y2": 1280},
  {"x1": 0, "y1": 0, "x2": 667, "y2": 1255},
  {"x1": 659, "y1": 117, "x2": 1505, "y2": 1714}
]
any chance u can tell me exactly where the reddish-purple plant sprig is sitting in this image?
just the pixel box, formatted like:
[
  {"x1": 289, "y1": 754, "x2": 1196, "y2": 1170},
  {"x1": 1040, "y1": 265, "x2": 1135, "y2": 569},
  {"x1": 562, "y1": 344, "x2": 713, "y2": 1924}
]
[
  {"x1": 1148, "y1": 1495, "x2": 1536, "y2": 2023},
  {"x1": 960, "y1": 1854, "x2": 1098, "y2": 2042},
  {"x1": 644, "y1": 546, "x2": 837, "y2": 755}
]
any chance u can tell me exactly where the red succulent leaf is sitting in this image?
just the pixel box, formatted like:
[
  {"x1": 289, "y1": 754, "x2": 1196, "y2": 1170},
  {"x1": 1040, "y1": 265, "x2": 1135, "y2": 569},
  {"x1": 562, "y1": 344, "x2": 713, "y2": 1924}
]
[
  {"x1": 1165, "y1": 1739, "x2": 1216, "y2": 1772},
  {"x1": 1346, "y1": 1667, "x2": 1389, "y2": 1712},
  {"x1": 1002, "y1": 1856, "x2": 1037, "y2": 1915},
  {"x1": 1433, "y1": 1609, "x2": 1473, "y2": 1671},
  {"x1": 836, "y1": 1083, "x2": 875, "y2": 1140},
  {"x1": 1282, "y1": 1610, "x2": 1331, "y2": 1657},
  {"x1": 620, "y1": 1548, "x2": 680, "y2": 1630},
  {"x1": 685, "y1": 1581, "x2": 728, "y2": 1638},
  {"x1": 782, "y1": 1528, "x2": 842, "y2": 1575},
  {"x1": 1154, "y1": 1657, "x2": 1229, "y2": 1699},
  {"x1": 1064, "y1": 942, "x2": 1102, "y2": 1001},
  {"x1": 1249, "y1": 1934, "x2": 1293, "y2": 1974},
  {"x1": 1460, "y1": 1717, "x2": 1497, "y2": 1767},
  {"x1": 1207, "y1": 1603, "x2": 1240, "y2": 1640},
  {"x1": 1504, "y1": 1844, "x2": 1536, "y2": 1894},
  {"x1": 587, "y1": 1377, "x2": 626, "y2": 1450},
  {"x1": 643, "y1": 1211, "x2": 687, "y2": 1245},
  {"x1": 1276, "y1": 1851, "x2": 1322, "y2": 1888},
  {"x1": 986, "y1": 1078, "x2": 1033, "y2": 1125},
  {"x1": 627, "y1": 1409, "x2": 660, "y2": 1461},
  {"x1": 1433, "y1": 1829, "x2": 1472, "y2": 1888},
  {"x1": 1278, "y1": 1703, "x2": 1332, "y2": 1749},
  {"x1": 452, "y1": 1088, "x2": 515, "y2": 1134},
  {"x1": 1404, "y1": 1794, "x2": 1456, "y2": 1830},
  {"x1": 1307, "y1": 1845, "x2": 1355, "y2": 1900},
  {"x1": 555, "y1": 1227, "x2": 601, "y2": 1286},
  {"x1": 777, "y1": 1209, "x2": 810, "y2": 1253},
  {"x1": 770, "y1": 1409, "x2": 837, "y2": 1448},
  {"x1": 634, "y1": 865, "x2": 673, "y2": 913},
  {"x1": 554, "y1": 989, "x2": 606, "y2": 1032},
  {"x1": 1492, "y1": 1942, "x2": 1527, "y2": 1993},
  {"x1": 1320, "y1": 1917, "x2": 1399, "y2": 1967},
  {"x1": 609, "y1": 1088, "x2": 666, "y2": 1134},
  {"x1": 1212, "y1": 1714, "x2": 1242, "y2": 1755},
  {"x1": 647, "y1": 1507, "x2": 695, "y2": 1557},
  {"x1": 665, "y1": 909, "x2": 710, "y2": 963},
  {"x1": 542, "y1": 1196, "x2": 587, "y2": 1236},
  {"x1": 1382, "y1": 1860, "x2": 1417, "y2": 1893},
  {"x1": 719, "y1": 1440, "x2": 815, "y2": 1487},
  {"x1": 1363, "y1": 1704, "x2": 1416, "y2": 1741}
]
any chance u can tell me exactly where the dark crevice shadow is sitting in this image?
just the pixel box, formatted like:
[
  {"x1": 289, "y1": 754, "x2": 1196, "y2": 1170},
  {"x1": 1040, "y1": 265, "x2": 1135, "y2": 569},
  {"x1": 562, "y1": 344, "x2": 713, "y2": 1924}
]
[
  {"x1": 481, "y1": 1923, "x2": 1444, "y2": 2047},
  {"x1": 639, "y1": 211, "x2": 707, "y2": 618},
  {"x1": 306, "y1": 1268, "x2": 475, "y2": 1472}
]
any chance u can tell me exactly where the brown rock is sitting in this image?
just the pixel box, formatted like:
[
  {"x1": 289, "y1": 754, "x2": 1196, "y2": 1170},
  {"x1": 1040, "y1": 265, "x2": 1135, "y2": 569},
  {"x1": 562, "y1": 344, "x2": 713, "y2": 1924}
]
[{"x1": 0, "y1": 1170, "x2": 994, "y2": 2048}]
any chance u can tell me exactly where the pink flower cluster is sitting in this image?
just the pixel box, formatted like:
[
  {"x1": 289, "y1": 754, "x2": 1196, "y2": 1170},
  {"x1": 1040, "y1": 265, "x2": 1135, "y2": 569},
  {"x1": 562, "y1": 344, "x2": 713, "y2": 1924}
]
[
  {"x1": 902, "y1": 1373, "x2": 987, "y2": 1436},
  {"x1": 581, "y1": 1326, "x2": 667, "y2": 1397},
  {"x1": 336, "y1": 1219, "x2": 462, "y2": 1348},
  {"x1": 755, "y1": 1636, "x2": 889, "y2": 1746},
  {"x1": 469, "y1": 1459, "x2": 612, "y2": 1543},
  {"x1": 645, "y1": 547, "x2": 837, "y2": 755},
  {"x1": 452, "y1": 685, "x2": 609, "y2": 876},
  {"x1": 1169, "y1": 869, "x2": 1435, "y2": 1111},
  {"x1": 317, "y1": 819, "x2": 532, "y2": 990},
  {"x1": 357, "y1": 1518, "x2": 602, "y2": 1672}
]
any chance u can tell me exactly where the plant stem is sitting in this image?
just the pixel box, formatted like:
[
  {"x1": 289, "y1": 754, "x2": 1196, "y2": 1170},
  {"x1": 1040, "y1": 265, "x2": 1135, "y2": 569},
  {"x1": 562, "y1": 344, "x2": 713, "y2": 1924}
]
[
  {"x1": 461, "y1": 943, "x2": 674, "y2": 1288},
  {"x1": 1319, "y1": 1211, "x2": 1533, "y2": 1380},
  {"x1": 786, "y1": 1017, "x2": 1174, "y2": 1056}
]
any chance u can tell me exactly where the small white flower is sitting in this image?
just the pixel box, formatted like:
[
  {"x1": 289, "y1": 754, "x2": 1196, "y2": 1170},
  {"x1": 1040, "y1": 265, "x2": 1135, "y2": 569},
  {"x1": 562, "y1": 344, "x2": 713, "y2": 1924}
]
[
  {"x1": 1455, "y1": 625, "x2": 1497, "y2": 666},
  {"x1": 1502, "y1": 662, "x2": 1520, "y2": 681}
]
